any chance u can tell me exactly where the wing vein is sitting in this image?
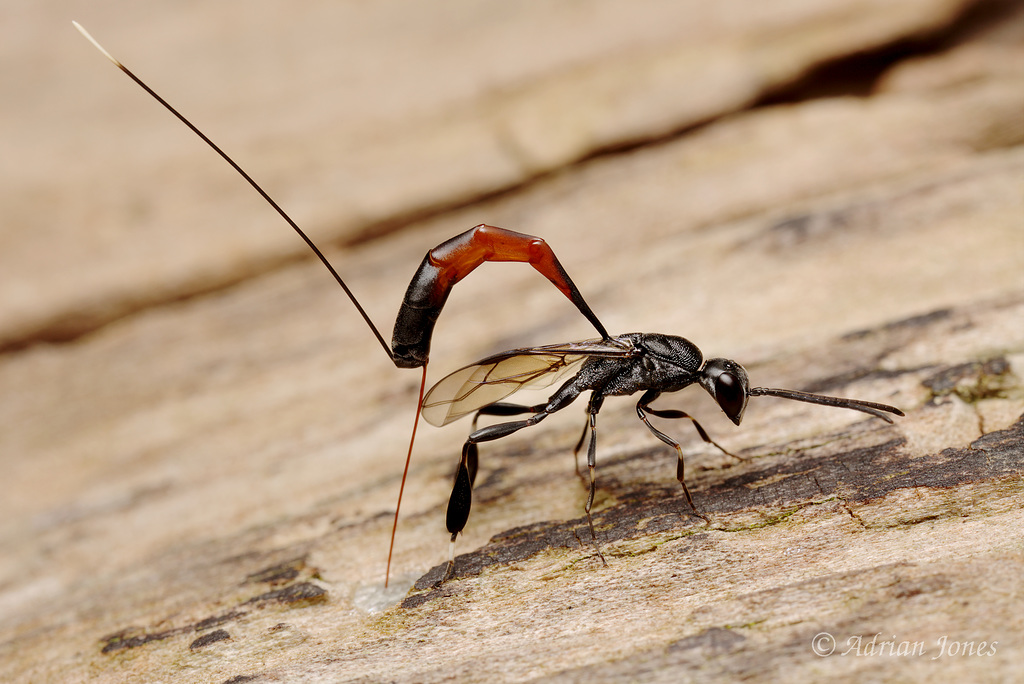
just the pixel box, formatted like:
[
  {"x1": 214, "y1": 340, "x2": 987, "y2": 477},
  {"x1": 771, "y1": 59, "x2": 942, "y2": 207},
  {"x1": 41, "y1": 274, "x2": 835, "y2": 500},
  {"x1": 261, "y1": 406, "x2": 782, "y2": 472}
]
[{"x1": 420, "y1": 337, "x2": 635, "y2": 427}]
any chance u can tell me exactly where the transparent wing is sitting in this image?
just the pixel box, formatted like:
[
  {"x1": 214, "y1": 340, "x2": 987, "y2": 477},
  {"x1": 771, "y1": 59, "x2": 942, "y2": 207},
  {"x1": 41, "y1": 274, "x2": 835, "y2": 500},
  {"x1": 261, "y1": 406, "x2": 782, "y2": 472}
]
[{"x1": 421, "y1": 338, "x2": 635, "y2": 427}]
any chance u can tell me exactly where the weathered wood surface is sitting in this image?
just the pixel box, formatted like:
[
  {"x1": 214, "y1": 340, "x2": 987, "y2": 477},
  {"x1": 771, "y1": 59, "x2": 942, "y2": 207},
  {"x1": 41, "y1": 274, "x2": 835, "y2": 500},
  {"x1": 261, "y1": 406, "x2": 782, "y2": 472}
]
[{"x1": 1, "y1": 1, "x2": 1022, "y2": 682}]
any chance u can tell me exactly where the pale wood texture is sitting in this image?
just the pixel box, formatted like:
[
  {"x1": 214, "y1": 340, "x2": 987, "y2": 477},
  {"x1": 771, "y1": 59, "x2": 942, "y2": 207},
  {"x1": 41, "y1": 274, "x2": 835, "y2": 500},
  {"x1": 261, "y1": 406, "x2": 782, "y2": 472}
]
[{"x1": 1, "y1": 1, "x2": 1022, "y2": 682}]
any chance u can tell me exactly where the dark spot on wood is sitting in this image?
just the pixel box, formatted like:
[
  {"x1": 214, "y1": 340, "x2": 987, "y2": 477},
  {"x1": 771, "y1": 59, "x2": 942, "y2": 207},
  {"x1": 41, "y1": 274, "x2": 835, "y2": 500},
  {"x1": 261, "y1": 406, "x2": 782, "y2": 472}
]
[
  {"x1": 244, "y1": 581, "x2": 327, "y2": 607},
  {"x1": 400, "y1": 592, "x2": 432, "y2": 610},
  {"x1": 190, "y1": 629, "x2": 230, "y2": 651},
  {"x1": 922, "y1": 357, "x2": 1014, "y2": 403},
  {"x1": 101, "y1": 609, "x2": 250, "y2": 653},
  {"x1": 759, "y1": 0, "x2": 1022, "y2": 105},
  {"x1": 245, "y1": 556, "x2": 308, "y2": 586},
  {"x1": 222, "y1": 675, "x2": 261, "y2": 684},
  {"x1": 194, "y1": 610, "x2": 248, "y2": 631},
  {"x1": 101, "y1": 625, "x2": 193, "y2": 653},
  {"x1": 100, "y1": 576, "x2": 325, "y2": 652}
]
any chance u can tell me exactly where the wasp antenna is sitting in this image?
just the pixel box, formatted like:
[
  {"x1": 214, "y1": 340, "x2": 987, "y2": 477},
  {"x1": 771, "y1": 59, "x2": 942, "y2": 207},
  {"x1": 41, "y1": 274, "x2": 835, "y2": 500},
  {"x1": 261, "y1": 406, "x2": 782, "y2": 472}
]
[
  {"x1": 72, "y1": 22, "x2": 395, "y2": 362},
  {"x1": 749, "y1": 387, "x2": 904, "y2": 423}
]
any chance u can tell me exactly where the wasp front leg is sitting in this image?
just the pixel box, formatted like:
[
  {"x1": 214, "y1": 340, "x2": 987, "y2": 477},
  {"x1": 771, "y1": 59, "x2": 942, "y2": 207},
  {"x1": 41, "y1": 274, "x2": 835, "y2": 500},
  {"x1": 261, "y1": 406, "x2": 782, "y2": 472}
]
[
  {"x1": 635, "y1": 390, "x2": 712, "y2": 522},
  {"x1": 639, "y1": 403, "x2": 744, "y2": 463}
]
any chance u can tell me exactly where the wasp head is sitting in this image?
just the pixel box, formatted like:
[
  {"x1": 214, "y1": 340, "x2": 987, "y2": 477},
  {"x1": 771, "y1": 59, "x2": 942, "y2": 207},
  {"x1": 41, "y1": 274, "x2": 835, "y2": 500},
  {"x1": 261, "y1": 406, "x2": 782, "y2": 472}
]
[{"x1": 699, "y1": 358, "x2": 750, "y2": 425}]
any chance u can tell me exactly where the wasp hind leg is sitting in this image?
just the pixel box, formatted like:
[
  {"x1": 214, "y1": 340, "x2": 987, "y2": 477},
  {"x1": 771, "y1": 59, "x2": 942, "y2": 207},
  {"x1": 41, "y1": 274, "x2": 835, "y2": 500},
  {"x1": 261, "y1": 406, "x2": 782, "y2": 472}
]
[{"x1": 442, "y1": 402, "x2": 552, "y2": 581}]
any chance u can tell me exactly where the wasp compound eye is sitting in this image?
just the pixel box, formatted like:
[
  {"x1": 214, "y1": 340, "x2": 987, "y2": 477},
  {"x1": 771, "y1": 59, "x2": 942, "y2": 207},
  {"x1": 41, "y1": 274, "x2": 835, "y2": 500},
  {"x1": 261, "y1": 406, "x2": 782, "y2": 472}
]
[{"x1": 715, "y1": 372, "x2": 746, "y2": 422}]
